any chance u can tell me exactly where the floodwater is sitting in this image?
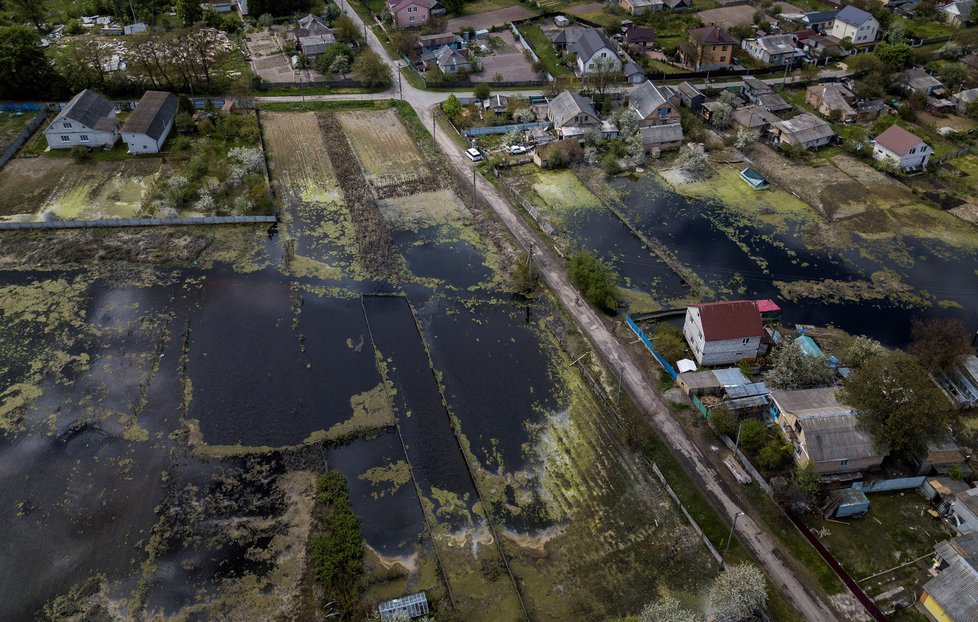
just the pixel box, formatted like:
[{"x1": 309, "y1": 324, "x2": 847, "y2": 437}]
[{"x1": 607, "y1": 174, "x2": 978, "y2": 346}]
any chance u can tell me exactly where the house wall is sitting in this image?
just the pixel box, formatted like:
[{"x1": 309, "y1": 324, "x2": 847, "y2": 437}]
[
  {"x1": 394, "y1": 3, "x2": 429, "y2": 27},
  {"x1": 643, "y1": 137, "x2": 682, "y2": 152},
  {"x1": 831, "y1": 17, "x2": 878, "y2": 44},
  {"x1": 637, "y1": 102, "x2": 680, "y2": 126},
  {"x1": 771, "y1": 407, "x2": 883, "y2": 475},
  {"x1": 44, "y1": 124, "x2": 118, "y2": 150},
  {"x1": 920, "y1": 592, "x2": 954, "y2": 622},
  {"x1": 578, "y1": 47, "x2": 621, "y2": 75},
  {"x1": 950, "y1": 495, "x2": 978, "y2": 533},
  {"x1": 873, "y1": 142, "x2": 931, "y2": 171},
  {"x1": 742, "y1": 40, "x2": 771, "y2": 63},
  {"x1": 122, "y1": 117, "x2": 173, "y2": 154},
  {"x1": 682, "y1": 307, "x2": 761, "y2": 365}
]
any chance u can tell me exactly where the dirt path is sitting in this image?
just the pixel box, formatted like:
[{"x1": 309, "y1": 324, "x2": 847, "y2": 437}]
[{"x1": 270, "y1": 7, "x2": 843, "y2": 620}]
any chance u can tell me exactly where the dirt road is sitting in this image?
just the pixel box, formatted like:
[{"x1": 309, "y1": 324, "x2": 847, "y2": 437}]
[{"x1": 268, "y1": 8, "x2": 842, "y2": 620}]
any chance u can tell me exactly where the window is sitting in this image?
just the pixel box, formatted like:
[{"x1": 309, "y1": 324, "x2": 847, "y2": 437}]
[
  {"x1": 839, "y1": 459, "x2": 849, "y2": 467},
  {"x1": 60, "y1": 135, "x2": 70, "y2": 142},
  {"x1": 600, "y1": 52, "x2": 607, "y2": 57},
  {"x1": 741, "y1": 337, "x2": 750, "y2": 344},
  {"x1": 909, "y1": 147, "x2": 916, "y2": 154},
  {"x1": 63, "y1": 122, "x2": 72, "y2": 129},
  {"x1": 719, "y1": 56, "x2": 726, "y2": 61},
  {"x1": 409, "y1": 15, "x2": 414, "y2": 21},
  {"x1": 79, "y1": 134, "x2": 89, "y2": 142}
]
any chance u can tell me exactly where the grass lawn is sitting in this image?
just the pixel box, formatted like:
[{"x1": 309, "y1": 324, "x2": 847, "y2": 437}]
[
  {"x1": 517, "y1": 22, "x2": 571, "y2": 76},
  {"x1": 894, "y1": 15, "x2": 955, "y2": 39},
  {"x1": 458, "y1": 0, "x2": 527, "y2": 14},
  {"x1": 0, "y1": 110, "x2": 36, "y2": 148},
  {"x1": 646, "y1": 58, "x2": 685, "y2": 75}
]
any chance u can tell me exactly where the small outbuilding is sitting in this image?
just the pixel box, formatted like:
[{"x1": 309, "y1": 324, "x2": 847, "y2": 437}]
[
  {"x1": 739, "y1": 167, "x2": 768, "y2": 189},
  {"x1": 121, "y1": 90, "x2": 178, "y2": 154},
  {"x1": 826, "y1": 488, "x2": 870, "y2": 518}
]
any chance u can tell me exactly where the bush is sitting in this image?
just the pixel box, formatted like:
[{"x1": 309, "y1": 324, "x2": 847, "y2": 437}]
[
  {"x1": 568, "y1": 252, "x2": 618, "y2": 313},
  {"x1": 545, "y1": 147, "x2": 567, "y2": 169},
  {"x1": 738, "y1": 419, "x2": 767, "y2": 452},
  {"x1": 311, "y1": 471, "x2": 364, "y2": 612},
  {"x1": 652, "y1": 323, "x2": 687, "y2": 364},
  {"x1": 758, "y1": 439, "x2": 792, "y2": 470},
  {"x1": 473, "y1": 82, "x2": 491, "y2": 100},
  {"x1": 710, "y1": 406, "x2": 737, "y2": 438},
  {"x1": 70, "y1": 145, "x2": 91, "y2": 162}
]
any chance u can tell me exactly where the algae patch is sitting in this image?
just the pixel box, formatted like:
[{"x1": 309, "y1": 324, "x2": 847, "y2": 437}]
[{"x1": 358, "y1": 460, "x2": 411, "y2": 498}]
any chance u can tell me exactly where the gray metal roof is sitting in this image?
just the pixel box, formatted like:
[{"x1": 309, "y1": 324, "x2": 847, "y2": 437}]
[
  {"x1": 770, "y1": 387, "x2": 848, "y2": 417},
  {"x1": 549, "y1": 90, "x2": 598, "y2": 127},
  {"x1": 122, "y1": 91, "x2": 178, "y2": 140},
  {"x1": 751, "y1": 34, "x2": 799, "y2": 55},
  {"x1": 758, "y1": 92, "x2": 792, "y2": 112},
  {"x1": 900, "y1": 67, "x2": 943, "y2": 91},
  {"x1": 924, "y1": 559, "x2": 978, "y2": 621},
  {"x1": 629, "y1": 81, "x2": 676, "y2": 119},
  {"x1": 713, "y1": 367, "x2": 750, "y2": 388},
  {"x1": 800, "y1": 413, "x2": 878, "y2": 462},
  {"x1": 802, "y1": 10, "x2": 837, "y2": 23},
  {"x1": 835, "y1": 5, "x2": 874, "y2": 26},
  {"x1": 574, "y1": 28, "x2": 615, "y2": 62},
  {"x1": 679, "y1": 370, "x2": 722, "y2": 389},
  {"x1": 808, "y1": 82, "x2": 856, "y2": 116},
  {"x1": 772, "y1": 113, "x2": 835, "y2": 144},
  {"x1": 639, "y1": 123, "x2": 683, "y2": 144},
  {"x1": 677, "y1": 81, "x2": 704, "y2": 99},
  {"x1": 53, "y1": 89, "x2": 117, "y2": 133},
  {"x1": 733, "y1": 104, "x2": 779, "y2": 128}
]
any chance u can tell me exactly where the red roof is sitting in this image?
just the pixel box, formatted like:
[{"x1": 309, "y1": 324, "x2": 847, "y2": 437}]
[
  {"x1": 691, "y1": 301, "x2": 763, "y2": 341},
  {"x1": 689, "y1": 26, "x2": 737, "y2": 46},
  {"x1": 873, "y1": 124, "x2": 924, "y2": 156},
  {"x1": 754, "y1": 299, "x2": 781, "y2": 313}
]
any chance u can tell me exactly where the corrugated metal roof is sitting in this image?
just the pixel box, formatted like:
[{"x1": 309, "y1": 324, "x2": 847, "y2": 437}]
[
  {"x1": 713, "y1": 367, "x2": 750, "y2": 387},
  {"x1": 639, "y1": 123, "x2": 683, "y2": 144},
  {"x1": 800, "y1": 413, "x2": 878, "y2": 462},
  {"x1": 836, "y1": 5, "x2": 874, "y2": 26},
  {"x1": 770, "y1": 387, "x2": 848, "y2": 416},
  {"x1": 630, "y1": 81, "x2": 676, "y2": 119},
  {"x1": 122, "y1": 91, "x2": 178, "y2": 140},
  {"x1": 53, "y1": 89, "x2": 117, "y2": 132},
  {"x1": 549, "y1": 91, "x2": 598, "y2": 127},
  {"x1": 772, "y1": 113, "x2": 835, "y2": 144},
  {"x1": 924, "y1": 559, "x2": 978, "y2": 621}
]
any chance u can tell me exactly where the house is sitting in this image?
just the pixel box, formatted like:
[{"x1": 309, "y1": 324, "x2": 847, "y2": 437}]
[
  {"x1": 741, "y1": 34, "x2": 803, "y2": 65},
  {"x1": 898, "y1": 67, "x2": 945, "y2": 96},
  {"x1": 623, "y1": 62, "x2": 647, "y2": 84},
  {"x1": 619, "y1": 0, "x2": 663, "y2": 15},
  {"x1": 418, "y1": 32, "x2": 463, "y2": 53},
  {"x1": 483, "y1": 94, "x2": 509, "y2": 114},
  {"x1": 769, "y1": 387, "x2": 885, "y2": 475},
  {"x1": 920, "y1": 533, "x2": 978, "y2": 622},
  {"x1": 679, "y1": 26, "x2": 737, "y2": 70},
  {"x1": 936, "y1": 355, "x2": 978, "y2": 408},
  {"x1": 573, "y1": 28, "x2": 621, "y2": 76},
  {"x1": 829, "y1": 5, "x2": 879, "y2": 45},
  {"x1": 550, "y1": 25, "x2": 589, "y2": 52},
  {"x1": 798, "y1": 9, "x2": 837, "y2": 31},
  {"x1": 547, "y1": 91, "x2": 601, "y2": 136},
  {"x1": 533, "y1": 138, "x2": 583, "y2": 167},
  {"x1": 676, "y1": 81, "x2": 705, "y2": 111},
  {"x1": 733, "y1": 104, "x2": 780, "y2": 129},
  {"x1": 422, "y1": 46, "x2": 473, "y2": 74},
  {"x1": 796, "y1": 31, "x2": 842, "y2": 60},
  {"x1": 916, "y1": 440, "x2": 969, "y2": 477},
  {"x1": 121, "y1": 90, "x2": 177, "y2": 154},
  {"x1": 386, "y1": 0, "x2": 445, "y2": 29},
  {"x1": 124, "y1": 22, "x2": 148, "y2": 35},
  {"x1": 208, "y1": 0, "x2": 249, "y2": 14},
  {"x1": 741, "y1": 77, "x2": 791, "y2": 112},
  {"x1": 625, "y1": 26, "x2": 656, "y2": 51},
  {"x1": 639, "y1": 123, "x2": 683, "y2": 152},
  {"x1": 806, "y1": 82, "x2": 857, "y2": 121},
  {"x1": 770, "y1": 113, "x2": 835, "y2": 149},
  {"x1": 664, "y1": 0, "x2": 692, "y2": 9},
  {"x1": 629, "y1": 81, "x2": 680, "y2": 126},
  {"x1": 942, "y1": 0, "x2": 974, "y2": 26},
  {"x1": 872, "y1": 124, "x2": 932, "y2": 171},
  {"x1": 44, "y1": 89, "x2": 119, "y2": 150},
  {"x1": 950, "y1": 486, "x2": 978, "y2": 534},
  {"x1": 290, "y1": 13, "x2": 331, "y2": 40},
  {"x1": 298, "y1": 34, "x2": 336, "y2": 58},
  {"x1": 683, "y1": 300, "x2": 764, "y2": 366}
]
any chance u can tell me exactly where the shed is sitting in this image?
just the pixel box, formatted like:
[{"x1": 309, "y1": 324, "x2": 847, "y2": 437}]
[
  {"x1": 677, "y1": 370, "x2": 722, "y2": 396},
  {"x1": 378, "y1": 592, "x2": 429, "y2": 621},
  {"x1": 739, "y1": 167, "x2": 768, "y2": 189},
  {"x1": 121, "y1": 90, "x2": 178, "y2": 154},
  {"x1": 794, "y1": 335, "x2": 823, "y2": 358},
  {"x1": 755, "y1": 299, "x2": 780, "y2": 319},
  {"x1": 829, "y1": 488, "x2": 870, "y2": 518},
  {"x1": 555, "y1": 15, "x2": 570, "y2": 27}
]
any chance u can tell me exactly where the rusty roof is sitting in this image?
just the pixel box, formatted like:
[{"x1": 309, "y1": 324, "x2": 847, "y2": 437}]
[
  {"x1": 873, "y1": 124, "x2": 925, "y2": 156},
  {"x1": 691, "y1": 300, "x2": 763, "y2": 341}
]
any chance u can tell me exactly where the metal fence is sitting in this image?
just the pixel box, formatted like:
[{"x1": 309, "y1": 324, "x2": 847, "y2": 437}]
[
  {"x1": 462, "y1": 121, "x2": 551, "y2": 136},
  {"x1": 625, "y1": 315, "x2": 678, "y2": 379},
  {"x1": 0, "y1": 216, "x2": 277, "y2": 230},
  {"x1": 852, "y1": 476, "x2": 926, "y2": 494},
  {"x1": 0, "y1": 109, "x2": 47, "y2": 169},
  {"x1": 649, "y1": 461, "x2": 725, "y2": 566}
]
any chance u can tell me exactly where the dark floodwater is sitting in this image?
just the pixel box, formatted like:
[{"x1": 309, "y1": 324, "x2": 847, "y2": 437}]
[
  {"x1": 393, "y1": 227, "x2": 493, "y2": 291},
  {"x1": 607, "y1": 175, "x2": 978, "y2": 347}
]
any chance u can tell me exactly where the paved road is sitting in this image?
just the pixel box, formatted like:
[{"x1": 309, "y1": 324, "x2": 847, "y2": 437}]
[{"x1": 267, "y1": 9, "x2": 842, "y2": 620}]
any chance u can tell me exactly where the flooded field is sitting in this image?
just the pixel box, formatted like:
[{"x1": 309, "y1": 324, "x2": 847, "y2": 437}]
[{"x1": 0, "y1": 103, "x2": 723, "y2": 620}]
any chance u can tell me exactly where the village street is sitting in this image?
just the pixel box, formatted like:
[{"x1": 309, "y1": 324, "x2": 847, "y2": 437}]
[{"x1": 258, "y1": 10, "x2": 844, "y2": 620}]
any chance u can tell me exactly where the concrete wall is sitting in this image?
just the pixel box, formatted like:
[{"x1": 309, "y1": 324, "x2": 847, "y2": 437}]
[{"x1": 44, "y1": 126, "x2": 117, "y2": 150}]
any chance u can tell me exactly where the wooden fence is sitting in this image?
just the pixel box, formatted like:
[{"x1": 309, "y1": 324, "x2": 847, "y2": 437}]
[{"x1": 0, "y1": 109, "x2": 48, "y2": 170}]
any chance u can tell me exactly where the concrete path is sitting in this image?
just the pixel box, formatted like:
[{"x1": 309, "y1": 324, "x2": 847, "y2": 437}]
[{"x1": 262, "y1": 9, "x2": 843, "y2": 619}]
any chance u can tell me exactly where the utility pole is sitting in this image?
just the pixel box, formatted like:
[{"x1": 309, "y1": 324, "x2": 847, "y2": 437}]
[
  {"x1": 526, "y1": 243, "x2": 533, "y2": 270},
  {"x1": 616, "y1": 364, "x2": 624, "y2": 406},
  {"x1": 723, "y1": 511, "x2": 745, "y2": 559},
  {"x1": 398, "y1": 68, "x2": 402, "y2": 100},
  {"x1": 432, "y1": 112, "x2": 437, "y2": 148},
  {"x1": 472, "y1": 165, "x2": 477, "y2": 208}
]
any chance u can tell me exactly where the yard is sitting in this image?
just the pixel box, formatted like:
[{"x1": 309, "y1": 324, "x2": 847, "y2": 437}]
[
  {"x1": 516, "y1": 22, "x2": 572, "y2": 76},
  {"x1": 0, "y1": 110, "x2": 39, "y2": 155},
  {"x1": 471, "y1": 30, "x2": 543, "y2": 83},
  {"x1": 803, "y1": 491, "x2": 956, "y2": 614},
  {"x1": 696, "y1": 5, "x2": 757, "y2": 29},
  {"x1": 446, "y1": 5, "x2": 537, "y2": 31},
  {"x1": 337, "y1": 109, "x2": 428, "y2": 188}
]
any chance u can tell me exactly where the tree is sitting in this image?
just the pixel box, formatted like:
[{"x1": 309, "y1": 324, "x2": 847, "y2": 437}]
[
  {"x1": 938, "y1": 41, "x2": 962, "y2": 60},
  {"x1": 257, "y1": 13, "x2": 274, "y2": 28},
  {"x1": 391, "y1": 30, "x2": 418, "y2": 57},
  {"x1": 512, "y1": 107, "x2": 535, "y2": 123},
  {"x1": 738, "y1": 419, "x2": 767, "y2": 452},
  {"x1": 799, "y1": 62, "x2": 821, "y2": 82},
  {"x1": 351, "y1": 49, "x2": 391, "y2": 88},
  {"x1": 676, "y1": 143, "x2": 709, "y2": 176},
  {"x1": 0, "y1": 25, "x2": 60, "y2": 99},
  {"x1": 939, "y1": 63, "x2": 969, "y2": 95},
  {"x1": 176, "y1": 0, "x2": 202, "y2": 25},
  {"x1": 329, "y1": 55, "x2": 349, "y2": 77},
  {"x1": 315, "y1": 42, "x2": 354, "y2": 75},
  {"x1": 546, "y1": 147, "x2": 567, "y2": 169},
  {"x1": 845, "y1": 336, "x2": 884, "y2": 368},
  {"x1": 639, "y1": 596, "x2": 698, "y2": 622},
  {"x1": 9, "y1": 0, "x2": 45, "y2": 30},
  {"x1": 710, "y1": 405, "x2": 737, "y2": 437},
  {"x1": 706, "y1": 563, "x2": 767, "y2": 622},
  {"x1": 473, "y1": 82, "x2": 491, "y2": 100},
  {"x1": 441, "y1": 93, "x2": 463, "y2": 122},
  {"x1": 333, "y1": 15, "x2": 363, "y2": 45},
  {"x1": 734, "y1": 128, "x2": 758, "y2": 150},
  {"x1": 710, "y1": 100, "x2": 733, "y2": 129},
  {"x1": 908, "y1": 318, "x2": 972, "y2": 372},
  {"x1": 583, "y1": 56, "x2": 622, "y2": 98},
  {"x1": 758, "y1": 439, "x2": 792, "y2": 470},
  {"x1": 840, "y1": 351, "x2": 951, "y2": 461},
  {"x1": 768, "y1": 341, "x2": 835, "y2": 389},
  {"x1": 652, "y1": 323, "x2": 688, "y2": 364},
  {"x1": 874, "y1": 42, "x2": 914, "y2": 71},
  {"x1": 568, "y1": 252, "x2": 619, "y2": 313}
]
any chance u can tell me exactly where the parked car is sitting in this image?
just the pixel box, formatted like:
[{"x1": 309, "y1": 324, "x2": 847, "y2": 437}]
[
  {"x1": 508, "y1": 145, "x2": 528, "y2": 155},
  {"x1": 465, "y1": 147, "x2": 483, "y2": 161}
]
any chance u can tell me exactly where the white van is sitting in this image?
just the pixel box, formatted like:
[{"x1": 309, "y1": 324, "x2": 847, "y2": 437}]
[{"x1": 465, "y1": 147, "x2": 483, "y2": 161}]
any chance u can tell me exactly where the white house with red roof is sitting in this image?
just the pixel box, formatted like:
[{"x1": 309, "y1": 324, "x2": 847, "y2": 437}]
[
  {"x1": 872, "y1": 124, "x2": 932, "y2": 172},
  {"x1": 386, "y1": 0, "x2": 445, "y2": 28},
  {"x1": 683, "y1": 301, "x2": 765, "y2": 366}
]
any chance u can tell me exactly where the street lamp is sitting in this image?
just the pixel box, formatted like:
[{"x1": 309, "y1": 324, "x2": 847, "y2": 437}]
[{"x1": 724, "y1": 511, "x2": 746, "y2": 558}]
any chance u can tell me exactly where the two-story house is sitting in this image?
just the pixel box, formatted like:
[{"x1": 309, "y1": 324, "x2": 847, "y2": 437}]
[
  {"x1": 573, "y1": 28, "x2": 621, "y2": 75},
  {"x1": 830, "y1": 5, "x2": 878, "y2": 45},
  {"x1": 872, "y1": 124, "x2": 932, "y2": 172},
  {"x1": 769, "y1": 387, "x2": 885, "y2": 476},
  {"x1": 770, "y1": 113, "x2": 836, "y2": 149},
  {"x1": 44, "y1": 89, "x2": 119, "y2": 150},
  {"x1": 678, "y1": 26, "x2": 737, "y2": 70},
  {"x1": 628, "y1": 81, "x2": 680, "y2": 126},
  {"x1": 682, "y1": 300, "x2": 764, "y2": 366},
  {"x1": 386, "y1": 0, "x2": 445, "y2": 29},
  {"x1": 805, "y1": 82, "x2": 857, "y2": 122}
]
